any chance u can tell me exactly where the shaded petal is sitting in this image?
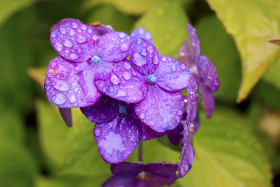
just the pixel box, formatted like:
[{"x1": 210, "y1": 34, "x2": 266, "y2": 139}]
[
  {"x1": 155, "y1": 56, "x2": 192, "y2": 92},
  {"x1": 129, "y1": 38, "x2": 159, "y2": 75},
  {"x1": 98, "y1": 31, "x2": 131, "y2": 62},
  {"x1": 95, "y1": 60, "x2": 147, "y2": 103},
  {"x1": 111, "y1": 162, "x2": 144, "y2": 175},
  {"x1": 103, "y1": 175, "x2": 136, "y2": 187},
  {"x1": 185, "y1": 76, "x2": 199, "y2": 125},
  {"x1": 187, "y1": 23, "x2": 200, "y2": 64},
  {"x1": 44, "y1": 57, "x2": 101, "y2": 108},
  {"x1": 86, "y1": 22, "x2": 114, "y2": 36},
  {"x1": 146, "y1": 163, "x2": 178, "y2": 183},
  {"x1": 178, "y1": 126, "x2": 195, "y2": 177},
  {"x1": 94, "y1": 116, "x2": 139, "y2": 164},
  {"x1": 58, "y1": 107, "x2": 72, "y2": 127},
  {"x1": 197, "y1": 55, "x2": 220, "y2": 92},
  {"x1": 178, "y1": 41, "x2": 193, "y2": 67},
  {"x1": 130, "y1": 28, "x2": 154, "y2": 44},
  {"x1": 50, "y1": 18, "x2": 97, "y2": 63},
  {"x1": 135, "y1": 85, "x2": 184, "y2": 133},
  {"x1": 199, "y1": 84, "x2": 215, "y2": 118},
  {"x1": 80, "y1": 95, "x2": 118, "y2": 124},
  {"x1": 167, "y1": 123, "x2": 183, "y2": 146}
]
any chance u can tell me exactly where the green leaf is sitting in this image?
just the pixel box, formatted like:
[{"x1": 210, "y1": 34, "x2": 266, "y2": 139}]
[
  {"x1": 257, "y1": 81, "x2": 280, "y2": 109},
  {"x1": 0, "y1": 0, "x2": 35, "y2": 26},
  {"x1": 206, "y1": 0, "x2": 280, "y2": 103},
  {"x1": 263, "y1": 57, "x2": 280, "y2": 90},
  {"x1": 178, "y1": 106, "x2": 272, "y2": 187},
  {"x1": 0, "y1": 140, "x2": 37, "y2": 187},
  {"x1": 36, "y1": 100, "x2": 110, "y2": 176},
  {"x1": 133, "y1": 0, "x2": 189, "y2": 58},
  {"x1": 196, "y1": 15, "x2": 241, "y2": 101}
]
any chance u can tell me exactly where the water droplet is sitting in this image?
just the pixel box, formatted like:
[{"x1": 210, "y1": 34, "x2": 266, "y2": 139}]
[
  {"x1": 161, "y1": 56, "x2": 167, "y2": 62},
  {"x1": 88, "y1": 28, "x2": 92, "y2": 33},
  {"x1": 119, "y1": 32, "x2": 126, "y2": 38},
  {"x1": 147, "y1": 46, "x2": 153, "y2": 53},
  {"x1": 63, "y1": 39, "x2": 73, "y2": 48},
  {"x1": 122, "y1": 72, "x2": 132, "y2": 80},
  {"x1": 70, "y1": 95, "x2": 76, "y2": 103},
  {"x1": 59, "y1": 27, "x2": 66, "y2": 34},
  {"x1": 92, "y1": 35, "x2": 98, "y2": 40},
  {"x1": 123, "y1": 62, "x2": 131, "y2": 69},
  {"x1": 69, "y1": 29, "x2": 75, "y2": 36},
  {"x1": 181, "y1": 64, "x2": 186, "y2": 70},
  {"x1": 55, "y1": 43, "x2": 63, "y2": 52},
  {"x1": 117, "y1": 90, "x2": 126, "y2": 97},
  {"x1": 74, "y1": 86, "x2": 80, "y2": 93},
  {"x1": 172, "y1": 65, "x2": 176, "y2": 71},
  {"x1": 136, "y1": 39, "x2": 142, "y2": 45},
  {"x1": 133, "y1": 53, "x2": 147, "y2": 66},
  {"x1": 70, "y1": 53, "x2": 78, "y2": 60},
  {"x1": 76, "y1": 35, "x2": 87, "y2": 43},
  {"x1": 132, "y1": 71, "x2": 137, "y2": 76},
  {"x1": 81, "y1": 24, "x2": 87, "y2": 30},
  {"x1": 141, "y1": 49, "x2": 147, "y2": 56},
  {"x1": 140, "y1": 113, "x2": 145, "y2": 119},
  {"x1": 51, "y1": 32, "x2": 57, "y2": 38},
  {"x1": 54, "y1": 80, "x2": 70, "y2": 91},
  {"x1": 52, "y1": 93, "x2": 67, "y2": 105},
  {"x1": 108, "y1": 86, "x2": 114, "y2": 93},
  {"x1": 94, "y1": 127, "x2": 102, "y2": 137},
  {"x1": 145, "y1": 32, "x2": 151, "y2": 39},
  {"x1": 51, "y1": 62, "x2": 56, "y2": 67},
  {"x1": 110, "y1": 74, "x2": 120, "y2": 85},
  {"x1": 72, "y1": 22, "x2": 78, "y2": 28},
  {"x1": 120, "y1": 43, "x2": 129, "y2": 51}
]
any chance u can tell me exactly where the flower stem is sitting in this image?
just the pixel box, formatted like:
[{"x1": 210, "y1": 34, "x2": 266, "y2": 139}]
[{"x1": 138, "y1": 141, "x2": 143, "y2": 163}]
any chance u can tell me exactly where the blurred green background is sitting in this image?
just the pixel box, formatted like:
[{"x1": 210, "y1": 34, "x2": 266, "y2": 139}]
[{"x1": 0, "y1": 0, "x2": 280, "y2": 186}]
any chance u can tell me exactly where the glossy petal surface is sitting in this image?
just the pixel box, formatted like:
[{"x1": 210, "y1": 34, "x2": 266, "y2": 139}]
[
  {"x1": 187, "y1": 23, "x2": 200, "y2": 64},
  {"x1": 185, "y1": 76, "x2": 199, "y2": 125},
  {"x1": 98, "y1": 32, "x2": 131, "y2": 62},
  {"x1": 130, "y1": 28, "x2": 154, "y2": 44},
  {"x1": 80, "y1": 95, "x2": 118, "y2": 124},
  {"x1": 94, "y1": 116, "x2": 139, "y2": 164},
  {"x1": 95, "y1": 60, "x2": 147, "y2": 103},
  {"x1": 50, "y1": 19, "x2": 97, "y2": 63},
  {"x1": 178, "y1": 41, "x2": 193, "y2": 67},
  {"x1": 44, "y1": 57, "x2": 101, "y2": 108},
  {"x1": 155, "y1": 56, "x2": 191, "y2": 92},
  {"x1": 135, "y1": 85, "x2": 184, "y2": 133},
  {"x1": 138, "y1": 122, "x2": 166, "y2": 141},
  {"x1": 129, "y1": 38, "x2": 159, "y2": 75},
  {"x1": 58, "y1": 107, "x2": 72, "y2": 127},
  {"x1": 197, "y1": 55, "x2": 220, "y2": 92},
  {"x1": 199, "y1": 84, "x2": 215, "y2": 118}
]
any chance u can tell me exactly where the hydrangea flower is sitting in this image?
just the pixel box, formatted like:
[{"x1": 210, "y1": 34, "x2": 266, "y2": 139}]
[
  {"x1": 44, "y1": 18, "x2": 131, "y2": 109},
  {"x1": 103, "y1": 162, "x2": 178, "y2": 187},
  {"x1": 81, "y1": 95, "x2": 165, "y2": 164},
  {"x1": 178, "y1": 23, "x2": 220, "y2": 118},
  {"x1": 95, "y1": 38, "x2": 192, "y2": 133},
  {"x1": 130, "y1": 28, "x2": 154, "y2": 44}
]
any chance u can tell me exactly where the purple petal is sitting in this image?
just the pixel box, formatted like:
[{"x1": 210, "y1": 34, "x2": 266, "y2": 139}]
[
  {"x1": 50, "y1": 19, "x2": 97, "y2": 63},
  {"x1": 102, "y1": 175, "x2": 135, "y2": 187},
  {"x1": 130, "y1": 28, "x2": 154, "y2": 44},
  {"x1": 129, "y1": 38, "x2": 159, "y2": 75},
  {"x1": 178, "y1": 41, "x2": 193, "y2": 67},
  {"x1": 80, "y1": 95, "x2": 118, "y2": 124},
  {"x1": 98, "y1": 31, "x2": 131, "y2": 62},
  {"x1": 111, "y1": 162, "x2": 144, "y2": 175},
  {"x1": 155, "y1": 56, "x2": 192, "y2": 92},
  {"x1": 94, "y1": 116, "x2": 139, "y2": 164},
  {"x1": 87, "y1": 23, "x2": 114, "y2": 36},
  {"x1": 187, "y1": 23, "x2": 200, "y2": 64},
  {"x1": 199, "y1": 84, "x2": 215, "y2": 118},
  {"x1": 138, "y1": 122, "x2": 166, "y2": 141},
  {"x1": 58, "y1": 107, "x2": 72, "y2": 127},
  {"x1": 95, "y1": 60, "x2": 147, "y2": 103},
  {"x1": 135, "y1": 85, "x2": 184, "y2": 133},
  {"x1": 197, "y1": 55, "x2": 220, "y2": 92},
  {"x1": 167, "y1": 123, "x2": 183, "y2": 146},
  {"x1": 185, "y1": 76, "x2": 199, "y2": 125},
  {"x1": 146, "y1": 163, "x2": 178, "y2": 182},
  {"x1": 178, "y1": 126, "x2": 195, "y2": 177},
  {"x1": 44, "y1": 57, "x2": 101, "y2": 108}
]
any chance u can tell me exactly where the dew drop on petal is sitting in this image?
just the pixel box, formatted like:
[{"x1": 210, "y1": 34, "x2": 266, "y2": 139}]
[
  {"x1": 59, "y1": 27, "x2": 66, "y2": 34},
  {"x1": 51, "y1": 32, "x2": 57, "y2": 38},
  {"x1": 110, "y1": 74, "x2": 120, "y2": 85},
  {"x1": 69, "y1": 29, "x2": 75, "y2": 36},
  {"x1": 119, "y1": 32, "x2": 126, "y2": 38},
  {"x1": 141, "y1": 49, "x2": 147, "y2": 56},
  {"x1": 70, "y1": 53, "x2": 79, "y2": 60},
  {"x1": 55, "y1": 43, "x2": 63, "y2": 52},
  {"x1": 140, "y1": 113, "x2": 145, "y2": 119},
  {"x1": 76, "y1": 35, "x2": 87, "y2": 43},
  {"x1": 94, "y1": 127, "x2": 102, "y2": 137},
  {"x1": 88, "y1": 28, "x2": 92, "y2": 33},
  {"x1": 123, "y1": 62, "x2": 131, "y2": 69},
  {"x1": 133, "y1": 53, "x2": 147, "y2": 66},
  {"x1": 181, "y1": 64, "x2": 186, "y2": 70},
  {"x1": 161, "y1": 56, "x2": 167, "y2": 62},
  {"x1": 92, "y1": 35, "x2": 98, "y2": 40},
  {"x1": 72, "y1": 22, "x2": 78, "y2": 28},
  {"x1": 54, "y1": 80, "x2": 71, "y2": 91},
  {"x1": 122, "y1": 72, "x2": 132, "y2": 80},
  {"x1": 121, "y1": 43, "x2": 129, "y2": 51},
  {"x1": 52, "y1": 93, "x2": 67, "y2": 105},
  {"x1": 69, "y1": 95, "x2": 76, "y2": 103},
  {"x1": 147, "y1": 46, "x2": 153, "y2": 53},
  {"x1": 81, "y1": 24, "x2": 87, "y2": 30},
  {"x1": 63, "y1": 39, "x2": 73, "y2": 48}
]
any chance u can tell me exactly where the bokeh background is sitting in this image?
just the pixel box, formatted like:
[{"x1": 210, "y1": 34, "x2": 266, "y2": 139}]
[{"x1": 0, "y1": 0, "x2": 280, "y2": 186}]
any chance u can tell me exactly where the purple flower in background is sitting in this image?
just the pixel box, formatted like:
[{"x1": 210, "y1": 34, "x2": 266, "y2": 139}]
[
  {"x1": 178, "y1": 23, "x2": 220, "y2": 118},
  {"x1": 44, "y1": 18, "x2": 131, "y2": 109},
  {"x1": 130, "y1": 28, "x2": 154, "y2": 44},
  {"x1": 103, "y1": 162, "x2": 178, "y2": 187},
  {"x1": 95, "y1": 38, "x2": 192, "y2": 133},
  {"x1": 81, "y1": 95, "x2": 165, "y2": 164}
]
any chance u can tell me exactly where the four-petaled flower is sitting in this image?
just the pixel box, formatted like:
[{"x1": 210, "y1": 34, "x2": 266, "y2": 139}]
[{"x1": 103, "y1": 162, "x2": 178, "y2": 187}]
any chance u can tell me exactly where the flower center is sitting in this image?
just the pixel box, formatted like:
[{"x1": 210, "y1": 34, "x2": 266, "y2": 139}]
[
  {"x1": 118, "y1": 105, "x2": 127, "y2": 114},
  {"x1": 136, "y1": 171, "x2": 151, "y2": 180},
  {"x1": 147, "y1": 75, "x2": 157, "y2": 83},
  {"x1": 91, "y1": 55, "x2": 100, "y2": 64}
]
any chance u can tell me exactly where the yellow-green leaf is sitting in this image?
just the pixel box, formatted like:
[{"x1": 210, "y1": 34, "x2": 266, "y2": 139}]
[{"x1": 206, "y1": 0, "x2": 280, "y2": 103}]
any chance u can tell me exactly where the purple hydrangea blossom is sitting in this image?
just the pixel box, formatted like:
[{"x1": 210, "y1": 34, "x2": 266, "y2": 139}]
[
  {"x1": 178, "y1": 23, "x2": 220, "y2": 118},
  {"x1": 44, "y1": 18, "x2": 131, "y2": 109},
  {"x1": 95, "y1": 38, "x2": 192, "y2": 133},
  {"x1": 81, "y1": 95, "x2": 166, "y2": 164},
  {"x1": 130, "y1": 28, "x2": 154, "y2": 44},
  {"x1": 103, "y1": 162, "x2": 178, "y2": 187}
]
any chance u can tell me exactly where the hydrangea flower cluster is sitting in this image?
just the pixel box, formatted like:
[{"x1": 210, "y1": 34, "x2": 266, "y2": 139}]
[{"x1": 44, "y1": 18, "x2": 219, "y2": 186}]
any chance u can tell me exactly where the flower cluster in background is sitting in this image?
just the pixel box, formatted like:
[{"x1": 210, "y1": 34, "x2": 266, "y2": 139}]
[{"x1": 44, "y1": 18, "x2": 219, "y2": 186}]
